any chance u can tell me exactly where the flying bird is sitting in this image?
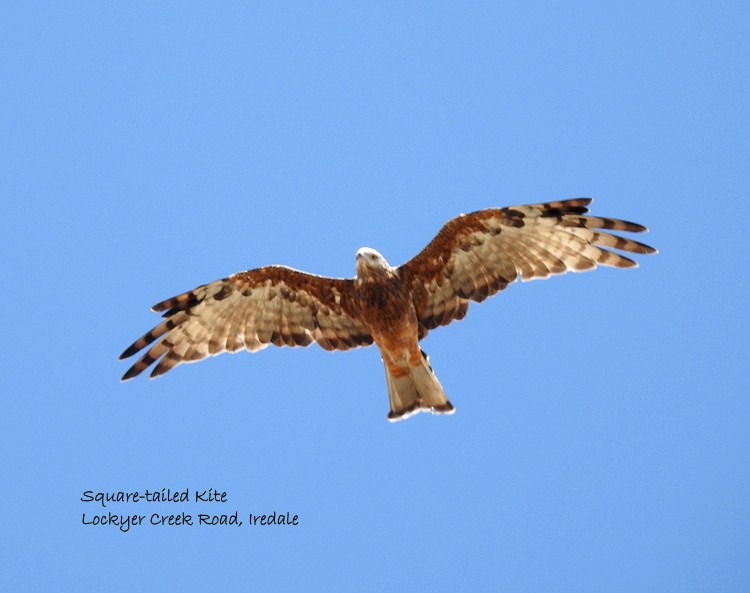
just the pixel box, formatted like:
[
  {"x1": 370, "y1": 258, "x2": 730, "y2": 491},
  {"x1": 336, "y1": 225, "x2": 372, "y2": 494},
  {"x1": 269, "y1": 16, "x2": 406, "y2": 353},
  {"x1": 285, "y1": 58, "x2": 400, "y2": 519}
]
[{"x1": 120, "y1": 198, "x2": 655, "y2": 421}]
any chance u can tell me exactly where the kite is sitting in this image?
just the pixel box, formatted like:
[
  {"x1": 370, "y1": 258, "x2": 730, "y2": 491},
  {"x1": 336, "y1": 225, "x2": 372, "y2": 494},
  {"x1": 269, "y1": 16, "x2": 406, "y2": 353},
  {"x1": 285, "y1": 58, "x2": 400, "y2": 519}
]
[{"x1": 120, "y1": 198, "x2": 655, "y2": 421}]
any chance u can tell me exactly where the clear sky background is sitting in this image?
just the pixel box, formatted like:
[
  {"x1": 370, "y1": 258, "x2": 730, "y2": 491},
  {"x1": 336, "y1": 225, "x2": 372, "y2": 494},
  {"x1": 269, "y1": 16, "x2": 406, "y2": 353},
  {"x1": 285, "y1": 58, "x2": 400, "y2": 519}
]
[{"x1": 2, "y1": 2, "x2": 748, "y2": 592}]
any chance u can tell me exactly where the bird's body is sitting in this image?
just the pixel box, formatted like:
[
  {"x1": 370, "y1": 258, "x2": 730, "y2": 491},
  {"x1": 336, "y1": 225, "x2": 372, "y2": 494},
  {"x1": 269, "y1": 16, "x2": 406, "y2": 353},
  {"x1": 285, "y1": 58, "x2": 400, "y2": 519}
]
[
  {"x1": 120, "y1": 198, "x2": 656, "y2": 421},
  {"x1": 354, "y1": 248, "x2": 455, "y2": 419},
  {"x1": 355, "y1": 248, "x2": 420, "y2": 373}
]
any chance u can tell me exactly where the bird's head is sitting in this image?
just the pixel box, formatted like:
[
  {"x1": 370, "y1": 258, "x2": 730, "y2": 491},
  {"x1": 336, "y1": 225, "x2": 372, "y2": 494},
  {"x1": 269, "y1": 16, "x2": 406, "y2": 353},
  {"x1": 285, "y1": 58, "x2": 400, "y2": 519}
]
[{"x1": 355, "y1": 247, "x2": 392, "y2": 278}]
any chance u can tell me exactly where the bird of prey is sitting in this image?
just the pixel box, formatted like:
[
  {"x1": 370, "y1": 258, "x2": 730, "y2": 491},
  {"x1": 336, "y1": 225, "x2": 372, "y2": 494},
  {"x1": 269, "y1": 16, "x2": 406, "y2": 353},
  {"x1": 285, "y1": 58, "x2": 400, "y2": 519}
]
[{"x1": 120, "y1": 198, "x2": 655, "y2": 421}]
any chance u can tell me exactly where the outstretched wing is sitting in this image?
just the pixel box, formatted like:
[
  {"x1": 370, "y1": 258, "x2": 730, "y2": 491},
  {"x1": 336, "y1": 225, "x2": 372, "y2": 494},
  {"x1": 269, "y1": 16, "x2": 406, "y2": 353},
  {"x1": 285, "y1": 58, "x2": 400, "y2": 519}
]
[
  {"x1": 398, "y1": 198, "x2": 656, "y2": 337},
  {"x1": 120, "y1": 266, "x2": 373, "y2": 381}
]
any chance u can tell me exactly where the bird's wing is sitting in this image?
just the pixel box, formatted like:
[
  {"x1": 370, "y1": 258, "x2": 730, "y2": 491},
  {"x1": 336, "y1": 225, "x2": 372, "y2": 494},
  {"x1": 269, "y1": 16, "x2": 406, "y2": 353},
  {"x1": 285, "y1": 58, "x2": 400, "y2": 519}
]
[
  {"x1": 120, "y1": 266, "x2": 373, "y2": 380},
  {"x1": 398, "y1": 198, "x2": 656, "y2": 337}
]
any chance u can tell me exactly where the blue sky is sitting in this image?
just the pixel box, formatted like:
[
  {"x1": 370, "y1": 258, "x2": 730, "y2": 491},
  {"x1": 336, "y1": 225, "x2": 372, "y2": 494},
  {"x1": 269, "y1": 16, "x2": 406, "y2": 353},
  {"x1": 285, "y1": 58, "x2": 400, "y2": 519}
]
[{"x1": 3, "y1": 2, "x2": 748, "y2": 591}]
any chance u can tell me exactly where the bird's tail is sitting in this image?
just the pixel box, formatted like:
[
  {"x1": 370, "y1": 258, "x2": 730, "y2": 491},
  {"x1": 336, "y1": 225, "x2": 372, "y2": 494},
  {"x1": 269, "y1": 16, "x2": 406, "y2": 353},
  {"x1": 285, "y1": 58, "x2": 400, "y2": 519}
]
[{"x1": 384, "y1": 350, "x2": 455, "y2": 422}]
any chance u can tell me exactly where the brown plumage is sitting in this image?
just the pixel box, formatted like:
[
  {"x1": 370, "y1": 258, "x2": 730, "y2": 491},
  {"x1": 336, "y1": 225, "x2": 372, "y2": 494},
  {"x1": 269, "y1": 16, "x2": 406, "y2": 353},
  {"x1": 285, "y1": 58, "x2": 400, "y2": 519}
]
[{"x1": 120, "y1": 198, "x2": 656, "y2": 421}]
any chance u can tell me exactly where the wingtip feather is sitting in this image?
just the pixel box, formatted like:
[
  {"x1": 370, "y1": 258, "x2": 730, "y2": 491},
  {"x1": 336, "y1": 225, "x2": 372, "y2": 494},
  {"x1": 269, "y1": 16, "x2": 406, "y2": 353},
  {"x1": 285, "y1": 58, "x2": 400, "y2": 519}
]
[
  {"x1": 119, "y1": 344, "x2": 139, "y2": 360},
  {"x1": 121, "y1": 366, "x2": 140, "y2": 382}
]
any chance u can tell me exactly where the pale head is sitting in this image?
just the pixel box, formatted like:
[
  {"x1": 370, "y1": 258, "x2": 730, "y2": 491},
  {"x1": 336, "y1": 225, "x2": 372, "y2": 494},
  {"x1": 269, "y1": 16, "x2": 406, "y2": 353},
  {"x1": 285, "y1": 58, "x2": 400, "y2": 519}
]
[{"x1": 355, "y1": 247, "x2": 392, "y2": 277}]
